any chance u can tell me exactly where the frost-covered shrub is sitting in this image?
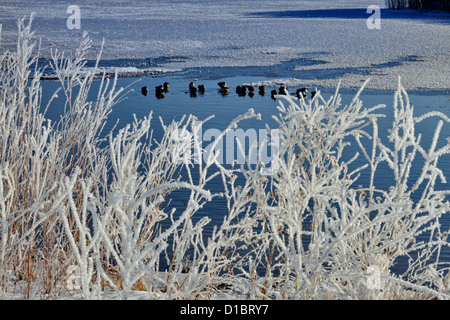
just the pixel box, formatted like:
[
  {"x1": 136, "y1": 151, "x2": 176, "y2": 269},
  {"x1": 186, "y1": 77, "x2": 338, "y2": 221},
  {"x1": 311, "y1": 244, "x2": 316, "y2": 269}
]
[
  {"x1": 239, "y1": 81, "x2": 450, "y2": 299},
  {"x1": 0, "y1": 16, "x2": 449, "y2": 300}
]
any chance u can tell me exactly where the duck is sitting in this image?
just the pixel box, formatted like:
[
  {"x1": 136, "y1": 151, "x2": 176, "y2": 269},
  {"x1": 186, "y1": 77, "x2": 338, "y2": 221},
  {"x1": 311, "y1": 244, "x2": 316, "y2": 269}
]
[
  {"x1": 246, "y1": 85, "x2": 255, "y2": 92},
  {"x1": 141, "y1": 86, "x2": 149, "y2": 96},
  {"x1": 258, "y1": 85, "x2": 266, "y2": 96},
  {"x1": 163, "y1": 82, "x2": 169, "y2": 92},
  {"x1": 218, "y1": 81, "x2": 227, "y2": 89},
  {"x1": 278, "y1": 86, "x2": 288, "y2": 95},
  {"x1": 198, "y1": 84, "x2": 206, "y2": 94},
  {"x1": 155, "y1": 85, "x2": 164, "y2": 94},
  {"x1": 189, "y1": 82, "x2": 197, "y2": 97},
  {"x1": 296, "y1": 88, "x2": 307, "y2": 99},
  {"x1": 248, "y1": 91, "x2": 255, "y2": 98},
  {"x1": 236, "y1": 85, "x2": 246, "y2": 97},
  {"x1": 217, "y1": 82, "x2": 229, "y2": 95},
  {"x1": 271, "y1": 89, "x2": 277, "y2": 100}
]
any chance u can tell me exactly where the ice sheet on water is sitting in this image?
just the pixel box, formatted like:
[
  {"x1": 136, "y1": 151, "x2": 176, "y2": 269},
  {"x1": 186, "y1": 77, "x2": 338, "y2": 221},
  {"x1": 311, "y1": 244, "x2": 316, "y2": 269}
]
[
  {"x1": 39, "y1": 66, "x2": 182, "y2": 80},
  {"x1": 0, "y1": 0, "x2": 448, "y2": 90}
]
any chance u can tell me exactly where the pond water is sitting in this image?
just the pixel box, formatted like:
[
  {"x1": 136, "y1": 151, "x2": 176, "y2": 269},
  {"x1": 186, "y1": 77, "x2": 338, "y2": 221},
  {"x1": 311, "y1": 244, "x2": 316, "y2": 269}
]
[{"x1": 39, "y1": 63, "x2": 450, "y2": 275}]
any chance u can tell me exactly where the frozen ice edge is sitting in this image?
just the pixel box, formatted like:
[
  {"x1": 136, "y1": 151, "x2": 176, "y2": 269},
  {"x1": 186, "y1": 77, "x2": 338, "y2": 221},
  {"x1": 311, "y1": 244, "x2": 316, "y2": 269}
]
[{"x1": 49, "y1": 51, "x2": 449, "y2": 92}]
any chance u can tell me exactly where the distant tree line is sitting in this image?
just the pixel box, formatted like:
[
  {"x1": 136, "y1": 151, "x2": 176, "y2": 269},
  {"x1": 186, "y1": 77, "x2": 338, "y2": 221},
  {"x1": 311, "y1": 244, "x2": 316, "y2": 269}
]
[{"x1": 386, "y1": 0, "x2": 449, "y2": 10}]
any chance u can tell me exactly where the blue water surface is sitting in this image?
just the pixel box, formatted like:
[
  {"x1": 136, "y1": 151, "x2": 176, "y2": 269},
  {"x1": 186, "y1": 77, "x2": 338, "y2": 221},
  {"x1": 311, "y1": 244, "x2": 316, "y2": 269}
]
[{"x1": 39, "y1": 63, "x2": 450, "y2": 275}]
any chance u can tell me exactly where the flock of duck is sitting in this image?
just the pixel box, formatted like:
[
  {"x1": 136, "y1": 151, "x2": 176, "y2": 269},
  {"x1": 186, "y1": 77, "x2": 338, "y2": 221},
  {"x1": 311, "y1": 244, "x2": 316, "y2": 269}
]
[{"x1": 141, "y1": 81, "x2": 316, "y2": 100}]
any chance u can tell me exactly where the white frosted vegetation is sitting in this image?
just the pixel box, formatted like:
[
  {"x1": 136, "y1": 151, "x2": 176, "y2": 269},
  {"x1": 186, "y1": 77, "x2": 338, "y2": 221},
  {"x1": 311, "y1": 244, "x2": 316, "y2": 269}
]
[{"x1": 0, "y1": 17, "x2": 449, "y2": 300}]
